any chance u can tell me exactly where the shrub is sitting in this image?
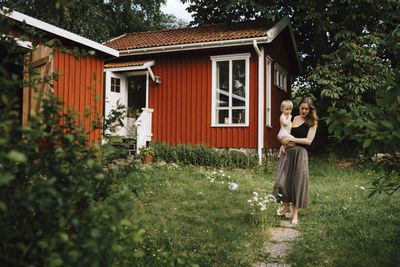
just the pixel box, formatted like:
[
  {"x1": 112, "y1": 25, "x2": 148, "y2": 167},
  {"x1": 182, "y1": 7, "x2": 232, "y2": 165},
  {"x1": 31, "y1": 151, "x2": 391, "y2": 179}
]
[
  {"x1": 151, "y1": 142, "x2": 259, "y2": 169},
  {"x1": 0, "y1": 31, "x2": 146, "y2": 265}
]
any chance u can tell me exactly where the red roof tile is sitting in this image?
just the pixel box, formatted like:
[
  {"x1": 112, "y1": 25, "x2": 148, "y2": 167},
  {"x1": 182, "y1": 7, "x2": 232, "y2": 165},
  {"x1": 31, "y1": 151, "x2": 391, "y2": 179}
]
[
  {"x1": 104, "y1": 60, "x2": 152, "y2": 68},
  {"x1": 105, "y1": 20, "x2": 276, "y2": 51}
]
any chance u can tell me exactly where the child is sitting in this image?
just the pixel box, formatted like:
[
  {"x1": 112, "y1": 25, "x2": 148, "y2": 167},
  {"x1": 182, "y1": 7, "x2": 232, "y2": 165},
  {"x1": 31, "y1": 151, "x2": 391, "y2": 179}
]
[{"x1": 277, "y1": 100, "x2": 294, "y2": 158}]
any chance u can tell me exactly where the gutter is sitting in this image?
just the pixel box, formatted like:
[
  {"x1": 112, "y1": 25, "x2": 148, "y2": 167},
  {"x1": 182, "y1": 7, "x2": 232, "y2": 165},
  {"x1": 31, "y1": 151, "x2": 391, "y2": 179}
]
[
  {"x1": 253, "y1": 40, "x2": 264, "y2": 165},
  {"x1": 119, "y1": 36, "x2": 271, "y2": 56}
]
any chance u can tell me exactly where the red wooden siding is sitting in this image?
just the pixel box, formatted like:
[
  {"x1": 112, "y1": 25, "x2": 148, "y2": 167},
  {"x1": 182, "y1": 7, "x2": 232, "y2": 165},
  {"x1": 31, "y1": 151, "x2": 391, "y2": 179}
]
[
  {"x1": 53, "y1": 48, "x2": 104, "y2": 143},
  {"x1": 264, "y1": 29, "x2": 296, "y2": 148},
  {"x1": 148, "y1": 47, "x2": 259, "y2": 148}
]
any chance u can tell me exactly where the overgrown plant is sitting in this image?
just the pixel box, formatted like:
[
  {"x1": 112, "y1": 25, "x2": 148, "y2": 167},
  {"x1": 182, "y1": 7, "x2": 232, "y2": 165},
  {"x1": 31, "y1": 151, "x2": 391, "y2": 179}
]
[
  {"x1": 0, "y1": 17, "x2": 146, "y2": 265},
  {"x1": 152, "y1": 142, "x2": 259, "y2": 169}
]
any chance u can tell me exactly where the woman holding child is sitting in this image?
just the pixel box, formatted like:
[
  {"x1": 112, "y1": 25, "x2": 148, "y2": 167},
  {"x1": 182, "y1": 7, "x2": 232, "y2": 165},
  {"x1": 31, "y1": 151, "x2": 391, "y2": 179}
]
[{"x1": 273, "y1": 97, "x2": 318, "y2": 225}]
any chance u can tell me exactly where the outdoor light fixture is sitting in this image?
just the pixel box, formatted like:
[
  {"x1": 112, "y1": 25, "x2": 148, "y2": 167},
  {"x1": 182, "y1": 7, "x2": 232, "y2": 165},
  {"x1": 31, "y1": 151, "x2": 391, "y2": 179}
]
[{"x1": 154, "y1": 76, "x2": 161, "y2": 85}]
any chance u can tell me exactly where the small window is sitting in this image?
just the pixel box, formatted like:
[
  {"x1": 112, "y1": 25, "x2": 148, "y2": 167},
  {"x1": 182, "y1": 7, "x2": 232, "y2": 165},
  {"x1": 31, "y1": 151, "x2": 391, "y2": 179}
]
[
  {"x1": 274, "y1": 64, "x2": 288, "y2": 92},
  {"x1": 211, "y1": 53, "x2": 250, "y2": 127},
  {"x1": 111, "y1": 77, "x2": 120, "y2": 93}
]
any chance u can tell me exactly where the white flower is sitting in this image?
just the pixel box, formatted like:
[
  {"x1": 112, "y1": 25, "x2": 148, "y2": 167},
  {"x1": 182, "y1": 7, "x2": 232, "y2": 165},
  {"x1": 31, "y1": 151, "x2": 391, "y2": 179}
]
[
  {"x1": 210, "y1": 179, "x2": 214, "y2": 183},
  {"x1": 248, "y1": 199, "x2": 252, "y2": 203},
  {"x1": 355, "y1": 185, "x2": 359, "y2": 188},
  {"x1": 212, "y1": 171, "x2": 217, "y2": 175},
  {"x1": 278, "y1": 193, "x2": 283, "y2": 197},
  {"x1": 222, "y1": 174, "x2": 225, "y2": 177},
  {"x1": 228, "y1": 176, "x2": 231, "y2": 179},
  {"x1": 228, "y1": 183, "x2": 239, "y2": 190},
  {"x1": 221, "y1": 181, "x2": 225, "y2": 184},
  {"x1": 360, "y1": 186, "x2": 365, "y2": 190},
  {"x1": 219, "y1": 170, "x2": 223, "y2": 173},
  {"x1": 253, "y1": 196, "x2": 258, "y2": 201},
  {"x1": 260, "y1": 205, "x2": 266, "y2": 211},
  {"x1": 253, "y1": 192, "x2": 258, "y2": 196}
]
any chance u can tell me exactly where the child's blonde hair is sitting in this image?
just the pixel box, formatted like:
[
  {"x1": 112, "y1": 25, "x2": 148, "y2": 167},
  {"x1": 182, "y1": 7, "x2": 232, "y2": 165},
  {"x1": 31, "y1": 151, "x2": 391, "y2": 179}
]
[{"x1": 280, "y1": 100, "x2": 293, "y2": 111}]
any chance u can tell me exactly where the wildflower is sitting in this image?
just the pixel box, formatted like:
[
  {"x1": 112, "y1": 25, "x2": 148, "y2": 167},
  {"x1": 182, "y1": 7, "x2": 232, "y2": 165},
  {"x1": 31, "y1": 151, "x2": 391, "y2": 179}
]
[
  {"x1": 260, "y1": 205, "x2": 266, "y2": 211},
  {"x1": 253, "y1": 196, "x2": 258, "y2": 201},
  {"x1": 228, "y1": 183, "x2": 239, "y2": 190},
  {"x1": 277, "y1": 193, "x2": 283, "y2": 197},
  {"x1": 253, "y1": 192, "x2": 258, "y2": 196},
  {"x1": 360, "y1": 186, "x2": 365, "y2": 190},
  {"x1": 248, "y1": 199, "x2": 252, "y2": 202},
  {"x1": 219, "y1": 170, "x2": 223, "y2": 173},
  {"x1": 355, "y1": 185, "x2": 359, "y2": 188}
]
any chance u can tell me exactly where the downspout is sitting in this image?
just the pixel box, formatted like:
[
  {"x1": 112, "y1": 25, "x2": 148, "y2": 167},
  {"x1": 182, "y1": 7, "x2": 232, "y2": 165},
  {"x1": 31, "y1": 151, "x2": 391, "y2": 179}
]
[{"x1": 253, "y1": 40, "x2": 264, "y2": 165}]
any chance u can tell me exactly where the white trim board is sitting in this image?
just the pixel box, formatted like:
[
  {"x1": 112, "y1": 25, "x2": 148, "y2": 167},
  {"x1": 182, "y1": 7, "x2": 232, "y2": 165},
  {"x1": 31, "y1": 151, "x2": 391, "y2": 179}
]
[{"x1": 2, "y1": 8, "x2": 119, "y2": 57}]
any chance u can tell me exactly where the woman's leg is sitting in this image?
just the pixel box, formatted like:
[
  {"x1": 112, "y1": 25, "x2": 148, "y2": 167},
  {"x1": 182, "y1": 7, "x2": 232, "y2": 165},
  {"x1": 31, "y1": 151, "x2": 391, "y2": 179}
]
[{"x1": 292, "y1": 207, "x2": 298, "y2": 225}]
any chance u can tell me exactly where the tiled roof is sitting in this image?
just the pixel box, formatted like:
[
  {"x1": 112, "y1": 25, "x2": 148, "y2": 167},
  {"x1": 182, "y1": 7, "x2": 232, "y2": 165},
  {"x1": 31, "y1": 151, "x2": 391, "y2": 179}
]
[
  {"x1": 104, "y1": 60, "x2": 152, "y2": 68},
  {"x1": 104, "y1": 20, "x2": 276, "y2": 51}
]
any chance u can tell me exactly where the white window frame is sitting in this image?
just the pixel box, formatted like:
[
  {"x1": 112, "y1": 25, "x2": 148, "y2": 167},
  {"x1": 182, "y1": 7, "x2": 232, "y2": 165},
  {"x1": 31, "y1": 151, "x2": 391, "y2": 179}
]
[
  {"x1": 274, "y1": 63, "x2": 288, "y2": 92},
  {"x1": 210, "y1": 53, "x2": 250, "y2": 127}
]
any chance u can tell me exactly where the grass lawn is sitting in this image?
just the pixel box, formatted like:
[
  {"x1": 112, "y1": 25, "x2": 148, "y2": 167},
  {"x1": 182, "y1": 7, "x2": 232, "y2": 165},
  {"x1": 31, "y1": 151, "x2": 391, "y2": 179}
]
[{"x1": 123, "y1": 157, "x2": 400, "y2": 266}]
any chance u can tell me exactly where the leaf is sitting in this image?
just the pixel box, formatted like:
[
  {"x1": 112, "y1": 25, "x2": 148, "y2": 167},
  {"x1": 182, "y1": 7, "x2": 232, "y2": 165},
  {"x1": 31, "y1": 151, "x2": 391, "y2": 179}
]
[
  {"x1": 363, "y1": 139, "x2": 372, "y2": 149},
  {"x1": 0, "y1": 173, "x2": 14, "y2": 185},
  {"x1": 7, "y1": 150, "x2": 27, "y2": 163}
]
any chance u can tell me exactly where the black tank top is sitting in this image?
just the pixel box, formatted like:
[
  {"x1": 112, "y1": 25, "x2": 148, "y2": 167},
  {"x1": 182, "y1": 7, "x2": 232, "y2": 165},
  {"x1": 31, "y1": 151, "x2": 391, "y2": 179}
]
[{"x1": 290, "y1": 116, "x2": 311, "y2": 150}]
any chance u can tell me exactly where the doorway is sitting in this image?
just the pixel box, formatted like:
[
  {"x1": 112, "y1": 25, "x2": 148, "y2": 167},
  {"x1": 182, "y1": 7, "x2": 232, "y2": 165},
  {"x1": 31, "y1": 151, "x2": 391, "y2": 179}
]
[{"x1": 127, "y1": 75, "x2": 147, "y2": 112}]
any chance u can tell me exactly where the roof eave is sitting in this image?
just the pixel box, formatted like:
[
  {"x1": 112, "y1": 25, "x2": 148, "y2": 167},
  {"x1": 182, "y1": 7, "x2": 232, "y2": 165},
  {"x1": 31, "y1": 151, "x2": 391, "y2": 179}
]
[
  {"x1": 2, "y1": 7, "x2": 120, "y2": 57},
  {"x1": 118, "y1": 36, "x2": 271, "y2": 56},
  {"x1": 105, "y1": 60, "x2": 155, "y2": 72}
]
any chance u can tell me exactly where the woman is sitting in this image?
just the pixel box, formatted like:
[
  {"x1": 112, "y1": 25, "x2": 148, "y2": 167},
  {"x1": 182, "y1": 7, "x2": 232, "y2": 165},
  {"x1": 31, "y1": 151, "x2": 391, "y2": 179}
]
[{"x1": 273, "y1": 97, "x2": 318, "y2": 225}]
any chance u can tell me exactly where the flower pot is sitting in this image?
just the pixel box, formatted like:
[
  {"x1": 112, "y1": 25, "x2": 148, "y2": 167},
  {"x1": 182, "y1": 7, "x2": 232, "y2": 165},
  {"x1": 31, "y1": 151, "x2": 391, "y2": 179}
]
[{"x1": 144, "y1": 155, "x2": 153, "y2": 163}]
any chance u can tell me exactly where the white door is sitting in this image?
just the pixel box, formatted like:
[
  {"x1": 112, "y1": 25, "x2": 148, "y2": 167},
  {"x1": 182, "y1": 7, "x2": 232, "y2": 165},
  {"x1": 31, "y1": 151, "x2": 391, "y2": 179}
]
[{"x1": 104, "y1": 71, "x2": 127, "y2": 137}]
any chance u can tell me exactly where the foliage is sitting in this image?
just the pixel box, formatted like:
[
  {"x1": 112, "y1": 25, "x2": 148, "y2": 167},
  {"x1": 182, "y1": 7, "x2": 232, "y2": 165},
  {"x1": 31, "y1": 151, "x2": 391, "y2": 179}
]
[
  {"x1": 0, "y1": 0, "x2": 185, "y2": 42},
  {"x1": 141, "y1": 146, "x2": 154, "y2": 157},
  {"x1": 151, "y1": 142, "x2": 259, "y2": 169},
  {"x1": 0, "y1": 20, "x2": 147, "y2": 266}
]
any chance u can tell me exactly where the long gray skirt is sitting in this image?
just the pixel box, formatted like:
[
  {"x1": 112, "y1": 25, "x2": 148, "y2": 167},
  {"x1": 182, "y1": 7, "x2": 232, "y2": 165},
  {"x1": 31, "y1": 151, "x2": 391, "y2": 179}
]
[{"x1": 273, "y1": 146, "x2": 309, "y2": 209}]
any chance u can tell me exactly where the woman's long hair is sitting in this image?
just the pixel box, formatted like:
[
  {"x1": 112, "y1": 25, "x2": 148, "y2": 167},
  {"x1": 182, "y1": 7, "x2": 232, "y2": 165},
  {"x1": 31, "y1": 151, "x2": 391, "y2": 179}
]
[{"x1": 301, "y1": 97, "x2": 318, "y2": 127}]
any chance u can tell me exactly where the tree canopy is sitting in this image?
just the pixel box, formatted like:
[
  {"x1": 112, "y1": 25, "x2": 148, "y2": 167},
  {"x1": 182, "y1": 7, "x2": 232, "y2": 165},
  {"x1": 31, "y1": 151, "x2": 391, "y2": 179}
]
[{"x1": 0, "y1": 0, "x2": 187, "y2": 42}]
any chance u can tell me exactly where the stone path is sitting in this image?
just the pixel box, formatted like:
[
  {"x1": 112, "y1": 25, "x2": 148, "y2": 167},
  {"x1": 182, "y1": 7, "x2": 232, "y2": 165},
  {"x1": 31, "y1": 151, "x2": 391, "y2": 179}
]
[{"x1": 253, "y1": 220, "x2": 300, "y2": 267}]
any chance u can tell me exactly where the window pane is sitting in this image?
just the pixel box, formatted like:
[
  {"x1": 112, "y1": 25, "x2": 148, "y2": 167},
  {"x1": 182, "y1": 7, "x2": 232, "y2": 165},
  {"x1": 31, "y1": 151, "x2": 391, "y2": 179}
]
[
  {"x1": 217, "y1": 91, "x2": 229, "y2": 107},
  {"x1": 217, "y1": 61, "x2": 229, "y2": 92},
  {"x1": 232, "y1": 60, "x2": 245, "y2": 98},
  {"x1": 232, "y1": 109, "x2": 245, "y2": 124},
  {"x1": 111, "y1": 77, "x2": 120, "y2": 93},
  {"x1": 217, "y1": 109, "x2": 229, "y2": 124},
  {"x1": 232, "y1": 95, "x2": 245, "y2": 107}
]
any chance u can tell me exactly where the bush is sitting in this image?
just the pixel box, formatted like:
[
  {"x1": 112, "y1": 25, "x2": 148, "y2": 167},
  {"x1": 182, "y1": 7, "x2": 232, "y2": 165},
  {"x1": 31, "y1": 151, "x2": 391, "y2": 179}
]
[
  {"x1": 0, "y1": 31, "x2": 146, "y2": 265},
  {"x1": 152, "y1": 142, "x2": 259, "y2": 169}
]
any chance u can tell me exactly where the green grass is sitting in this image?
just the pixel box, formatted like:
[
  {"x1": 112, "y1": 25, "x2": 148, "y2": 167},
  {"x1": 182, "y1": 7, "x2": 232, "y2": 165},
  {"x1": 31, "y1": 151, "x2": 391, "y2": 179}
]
[
  {"x1": 122, "y1": 157, "x2": 400, "y2": 266},
  {"x1": 287, "y1": 157, "x2": 400, "y2": 266},
  {"x1": 125, "y1": 162, "x2": 280, "y2": 266}
]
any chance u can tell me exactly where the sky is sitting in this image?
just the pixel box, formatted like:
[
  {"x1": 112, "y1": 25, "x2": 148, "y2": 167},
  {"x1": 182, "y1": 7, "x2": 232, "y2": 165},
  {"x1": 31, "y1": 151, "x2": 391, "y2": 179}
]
[{"x1": 161, "y1": 0, "x2": 193, "y2": 22}]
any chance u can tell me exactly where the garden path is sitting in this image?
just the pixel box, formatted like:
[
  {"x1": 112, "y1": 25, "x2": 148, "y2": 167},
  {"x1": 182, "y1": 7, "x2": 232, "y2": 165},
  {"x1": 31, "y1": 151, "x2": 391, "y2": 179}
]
[{"x1": 253, "y1": 220, "x2": 300, "y2": 267}]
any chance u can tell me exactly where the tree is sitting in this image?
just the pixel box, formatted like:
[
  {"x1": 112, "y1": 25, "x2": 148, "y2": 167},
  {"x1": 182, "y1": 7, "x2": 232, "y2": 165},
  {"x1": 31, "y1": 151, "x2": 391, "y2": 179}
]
[{"x1": 0, "y1": 0, "x2": 185, "y2": 42}]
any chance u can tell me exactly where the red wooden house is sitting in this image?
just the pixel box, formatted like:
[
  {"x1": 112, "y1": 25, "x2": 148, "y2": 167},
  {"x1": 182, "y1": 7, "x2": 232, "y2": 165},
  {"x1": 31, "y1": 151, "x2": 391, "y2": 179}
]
[
  {"x1": 2, "y1": 9, "x2": 119, "y2": 142},
  {"x1": 103, "y1": 17, "x2": 301, "y2": 161}
]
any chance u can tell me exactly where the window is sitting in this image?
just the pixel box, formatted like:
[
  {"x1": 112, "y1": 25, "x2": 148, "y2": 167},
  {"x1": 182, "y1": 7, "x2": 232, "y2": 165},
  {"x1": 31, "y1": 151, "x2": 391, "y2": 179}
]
[
  {"x1": 111, "y1": 77, "x2": 120, "y2": 93},
  {"x1": 274, "y1": 64, "x2": 288, "y2": 92},
  {"x1": 211, "y1": 53, "x2": 250, "y2": 126}
]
